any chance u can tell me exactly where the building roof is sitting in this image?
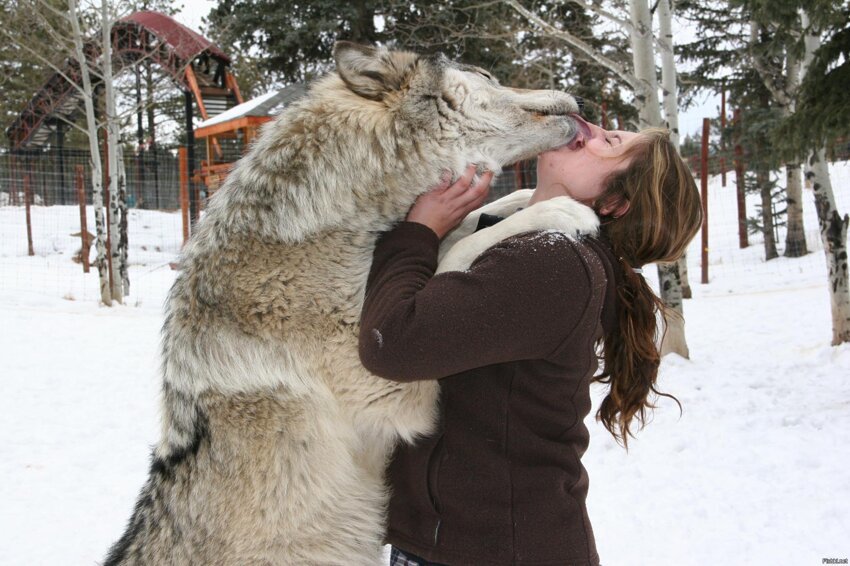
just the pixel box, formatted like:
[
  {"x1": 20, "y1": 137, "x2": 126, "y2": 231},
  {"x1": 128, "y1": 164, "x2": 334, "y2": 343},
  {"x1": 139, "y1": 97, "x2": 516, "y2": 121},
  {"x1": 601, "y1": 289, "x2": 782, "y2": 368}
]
[
  {"x1": 196, "y1": 84, "x2": 307, "y2": 129},
  {"x1": 118, "y1": 11, "x2": 230, "y2": 64}
]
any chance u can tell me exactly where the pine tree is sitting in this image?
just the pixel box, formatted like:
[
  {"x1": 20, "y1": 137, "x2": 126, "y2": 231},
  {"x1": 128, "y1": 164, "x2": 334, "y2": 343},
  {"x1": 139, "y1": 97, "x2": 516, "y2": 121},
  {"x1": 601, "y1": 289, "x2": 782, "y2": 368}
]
[
  {"x1": 682, "y1": 0, "x2": 850, "y2": 344},
  {"x1": 205, "y1": 0, "x2": 382, "y2": 84},
  {"x1": 678, "y1": 0, "x2": 802, "y2": 260}
]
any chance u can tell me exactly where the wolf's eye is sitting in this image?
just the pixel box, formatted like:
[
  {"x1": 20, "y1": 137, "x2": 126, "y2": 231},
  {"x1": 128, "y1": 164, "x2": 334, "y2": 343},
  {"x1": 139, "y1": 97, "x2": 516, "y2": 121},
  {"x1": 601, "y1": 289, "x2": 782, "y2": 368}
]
[{"x1": 478, "y1": 71, "x2": 493, "y2": 81}]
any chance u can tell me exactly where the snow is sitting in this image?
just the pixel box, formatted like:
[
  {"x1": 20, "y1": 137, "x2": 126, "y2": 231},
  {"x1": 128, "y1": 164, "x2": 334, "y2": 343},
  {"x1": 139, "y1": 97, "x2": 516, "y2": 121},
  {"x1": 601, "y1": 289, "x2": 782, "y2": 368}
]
[
  {"x1": 196, "y1": 84, "x2": 306, "y2": 130},
  {"x1": 1, "y1": 163, "x2": 849, "y2": 565}
]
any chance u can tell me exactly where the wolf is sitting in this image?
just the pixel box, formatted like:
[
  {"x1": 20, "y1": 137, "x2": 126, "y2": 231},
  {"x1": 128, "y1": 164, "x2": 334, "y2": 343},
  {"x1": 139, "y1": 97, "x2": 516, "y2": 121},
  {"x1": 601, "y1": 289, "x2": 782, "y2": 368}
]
[{"x1": 104, "y1": 42, "x2": 591, "y2": 565}]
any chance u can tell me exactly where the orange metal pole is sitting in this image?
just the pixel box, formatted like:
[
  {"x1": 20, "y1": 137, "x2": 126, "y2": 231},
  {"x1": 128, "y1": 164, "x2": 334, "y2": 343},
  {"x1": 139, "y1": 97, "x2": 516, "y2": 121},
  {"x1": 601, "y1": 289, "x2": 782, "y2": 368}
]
[
  {"x1": 701, "y1": 118, "x2": 710, "y2": 284},
  {"x1": 513, "y1": 162, "x2": 523, "y2": 191},
  {"x1": 733, "y1": 109, "x2": 749, "y2": 249},
  {"x1": 10, "y1": 154, "x2": 19, "y2": 206},
  {"x1": 179, "y1": 147, "x2": 190, "y2": 245},
  {"x1": 184, "y1": 65, "x2": 209, "y2": 120},
  {"x1": 225, "y1": 71, "x2": 244, "y2": 104}
]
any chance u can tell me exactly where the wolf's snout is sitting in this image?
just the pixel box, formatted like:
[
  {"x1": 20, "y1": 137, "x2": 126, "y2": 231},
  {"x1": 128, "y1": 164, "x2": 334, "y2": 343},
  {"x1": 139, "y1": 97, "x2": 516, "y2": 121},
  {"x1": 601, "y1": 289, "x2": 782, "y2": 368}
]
[{"x1": 524, "y1": 93, "x2": 581, "y2": 118}]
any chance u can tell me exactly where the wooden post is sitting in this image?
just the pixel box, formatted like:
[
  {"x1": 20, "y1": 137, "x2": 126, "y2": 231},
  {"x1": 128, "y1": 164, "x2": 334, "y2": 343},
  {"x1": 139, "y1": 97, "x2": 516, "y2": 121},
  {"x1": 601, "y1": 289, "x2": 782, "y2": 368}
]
[
  {"x1": 179, "y1": 147, "x2": 190, "y2": 245},
  {"x1": 76, "y1": 165, "x2": 90, "y2": 273},
  {"x1": 513, "y1": 162, "x2": 525, "y2": 191},
  {"x1": 57, "y1": 122, "x2": 67, "y2": 204},
  {"x1": 701, "y1": 118, "x2": 710, "y2": 285},
  {"x1": 733, "y1": 109, "x2": 748, "y2": 249},
  {"x1": 24, "y1": 172, "x2": 35, "y2": 256},
  {"x1": 10, "y1": 154, "x2": 19, "y2": 206},
  {"x1": 720, "y1": 89, "x2": 727, "y2": 187}
]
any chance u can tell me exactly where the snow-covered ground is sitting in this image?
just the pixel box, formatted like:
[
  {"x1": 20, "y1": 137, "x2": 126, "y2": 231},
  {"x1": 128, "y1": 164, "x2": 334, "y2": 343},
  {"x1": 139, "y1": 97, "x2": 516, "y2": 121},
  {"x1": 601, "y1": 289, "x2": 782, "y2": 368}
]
[{"x1": 1, "y1": 164, "x2": 848, "y2": 565}]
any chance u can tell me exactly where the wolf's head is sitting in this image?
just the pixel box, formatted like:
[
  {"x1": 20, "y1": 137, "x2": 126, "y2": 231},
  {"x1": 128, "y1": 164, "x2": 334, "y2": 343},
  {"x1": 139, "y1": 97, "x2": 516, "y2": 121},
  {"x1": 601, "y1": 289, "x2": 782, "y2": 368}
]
[
  {"x1": 212, "y1": 42, "x2": 584, "y2": 244},
  {"x1": 333, "y1": 41, "x2": 582, "y2": 171}
]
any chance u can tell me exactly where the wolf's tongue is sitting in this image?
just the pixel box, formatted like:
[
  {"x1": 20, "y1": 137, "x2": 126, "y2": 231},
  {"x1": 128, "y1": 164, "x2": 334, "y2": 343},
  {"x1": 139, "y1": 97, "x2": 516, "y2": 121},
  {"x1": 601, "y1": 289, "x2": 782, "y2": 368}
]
[{"x1": 567, "y1": 114, "x2": 592, "y2": 150}]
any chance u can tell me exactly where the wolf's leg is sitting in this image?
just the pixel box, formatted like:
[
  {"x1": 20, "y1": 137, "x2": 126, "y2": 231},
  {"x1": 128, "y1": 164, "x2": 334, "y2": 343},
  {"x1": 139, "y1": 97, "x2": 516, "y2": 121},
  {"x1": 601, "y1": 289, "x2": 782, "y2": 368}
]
[
  {"x1": 438, "y1": 189, "x2": 534, "y2": 261},
  {"x1": 435, "y1": 196, "x2": 599, "y2": 274}
]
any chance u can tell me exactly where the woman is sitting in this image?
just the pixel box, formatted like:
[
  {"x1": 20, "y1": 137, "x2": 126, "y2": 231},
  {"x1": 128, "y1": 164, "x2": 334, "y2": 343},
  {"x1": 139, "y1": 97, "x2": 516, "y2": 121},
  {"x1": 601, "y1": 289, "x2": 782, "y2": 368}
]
[{"x1": 359, "y1": 118, "x2": 703, "y2": 566}]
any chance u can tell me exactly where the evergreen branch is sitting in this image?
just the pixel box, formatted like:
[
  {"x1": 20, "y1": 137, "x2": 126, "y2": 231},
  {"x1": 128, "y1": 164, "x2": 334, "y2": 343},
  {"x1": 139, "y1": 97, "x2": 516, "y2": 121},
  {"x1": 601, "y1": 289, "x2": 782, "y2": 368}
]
[
  {"x1": 503, "y1": 0, "x2": 643, "y2": 92},
  {"x1": 27, "y1": 3, "x2": 78, "y2": 53},
  {"x1": 560, "y1": 0, "x2": 634, "y2": 33},
  {"x1": 33, "y1": 0, "x2": 71, "y2": 21},
  {"x1": 0, "y1": 27, "x2": 87, "y2": 98},
  {"x1": 748, "y1": 21, "x2": 793, "y2": 108}
]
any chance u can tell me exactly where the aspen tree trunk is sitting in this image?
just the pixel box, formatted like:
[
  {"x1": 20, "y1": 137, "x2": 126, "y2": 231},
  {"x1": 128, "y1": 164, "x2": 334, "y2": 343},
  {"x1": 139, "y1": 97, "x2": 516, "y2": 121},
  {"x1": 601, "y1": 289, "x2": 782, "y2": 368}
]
[
  {"x1": 807, "y1": 150, "x2": 850, "y2": 344},
  {"x1": 758, "y1": 166, "x2": 779, "y2": 260},
  {"x1": 783, "y1": 52, "x2": 807, "y2": 257},
  {"x1": 69, "y1": 0, "x2": 111, "y2": 304},
  {"x1": 102, "y1": 0, "x2": 123, "y2": 303},
  {"x1": 657, "y1": 0, "x2": 679, "y2": 147},
  {"x1": 628, "y1": 0, "x2": 662, "y2": 128},
  {"x1": 117, "y1": 144, "x2": 130, "y2": 296},
  {"x1": 801, "y1": 11, "x2": 850, "y2": 344},
  {"x1": 784, "y1": 162, "x2": 807, "y2": 256},
  {"x1": 630, "y1": 0, "x2": 690, "y2": 358},
  {"x1": 658, "y1": 0, "x2": 692, "y2": 299},
  {"x1": 505, "y1": 0, "x2": 694, "y2": 356}
]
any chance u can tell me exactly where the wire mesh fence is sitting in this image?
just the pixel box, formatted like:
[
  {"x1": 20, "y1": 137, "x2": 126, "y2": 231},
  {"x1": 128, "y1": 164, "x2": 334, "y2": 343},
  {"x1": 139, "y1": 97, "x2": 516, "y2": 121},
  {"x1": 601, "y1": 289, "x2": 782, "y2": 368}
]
[
  {"x1": 1, "y1": 147, "x2": 847, "y2": 308},
  {"x1": 0, "y1": 146, "x2": 186, "y2": 306}
]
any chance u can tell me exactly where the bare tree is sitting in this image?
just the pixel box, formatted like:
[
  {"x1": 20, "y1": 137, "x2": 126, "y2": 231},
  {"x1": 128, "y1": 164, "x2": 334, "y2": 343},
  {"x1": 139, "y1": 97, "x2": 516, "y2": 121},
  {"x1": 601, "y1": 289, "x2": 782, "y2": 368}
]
[
  {"x1": 4, "y1": 0, "x2": 192, "y2": 303},
  {"x1": 800, "y1": 10, "x2": 850, "y2": 345},
  {"x1": 68, "y1": 0, "x2": 111, "y2": 303},
  {"x1": 747, "y1": 15, "x2": 808, "y2": 258},
  {"x1": 505, "y1": 0, "x2": 694, "y2": 357},
  {"x1": 657, "y1": 0, "x2": 692, "y2": 299},
  {"x1": 101, "y1": 0, "x2": 124, "y2": 302}
]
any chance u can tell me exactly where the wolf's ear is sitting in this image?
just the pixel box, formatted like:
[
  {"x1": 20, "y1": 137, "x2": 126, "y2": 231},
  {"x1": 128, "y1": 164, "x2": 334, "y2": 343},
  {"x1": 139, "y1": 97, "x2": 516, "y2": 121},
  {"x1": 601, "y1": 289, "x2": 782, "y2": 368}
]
[{"x1": 333, "y1": 41, "x2": 417, "y2": 100}]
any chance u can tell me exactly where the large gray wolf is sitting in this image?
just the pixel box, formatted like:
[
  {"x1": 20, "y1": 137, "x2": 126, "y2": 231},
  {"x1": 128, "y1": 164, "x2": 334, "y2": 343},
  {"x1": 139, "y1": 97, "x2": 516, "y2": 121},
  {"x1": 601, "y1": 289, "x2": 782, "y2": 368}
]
[{"x1": 104, "y1": 42, "x2": 587, "y2": 565}]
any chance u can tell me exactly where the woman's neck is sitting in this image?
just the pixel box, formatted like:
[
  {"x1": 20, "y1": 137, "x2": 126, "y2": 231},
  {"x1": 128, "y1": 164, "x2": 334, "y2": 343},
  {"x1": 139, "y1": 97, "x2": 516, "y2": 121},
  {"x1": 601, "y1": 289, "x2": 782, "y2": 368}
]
[{"x1": 528, "y1": 183, "x2": 591, "y2": 207}]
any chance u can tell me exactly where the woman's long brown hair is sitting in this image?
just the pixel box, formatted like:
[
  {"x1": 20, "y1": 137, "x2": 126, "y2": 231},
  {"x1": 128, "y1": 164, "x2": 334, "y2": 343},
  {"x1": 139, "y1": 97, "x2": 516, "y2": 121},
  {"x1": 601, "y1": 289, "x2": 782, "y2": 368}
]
[{"x1": 592, "y1": 128, "x2": 703, "y2": 448}]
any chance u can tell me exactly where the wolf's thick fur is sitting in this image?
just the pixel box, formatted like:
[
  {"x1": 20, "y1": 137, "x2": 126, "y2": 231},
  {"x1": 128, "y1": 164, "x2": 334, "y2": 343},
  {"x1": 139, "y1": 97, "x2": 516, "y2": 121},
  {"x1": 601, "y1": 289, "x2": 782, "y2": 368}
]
[{"x1": 105, "y1": 43, "x2": 586, "y2": 565}]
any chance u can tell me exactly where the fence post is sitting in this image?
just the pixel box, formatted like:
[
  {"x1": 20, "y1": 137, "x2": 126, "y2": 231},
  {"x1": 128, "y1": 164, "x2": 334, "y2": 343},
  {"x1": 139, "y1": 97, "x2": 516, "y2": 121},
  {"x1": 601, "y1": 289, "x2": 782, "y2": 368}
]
[
  {"x1": 701, "y1": 117, "x2": 709, "y2": 285},
  {"x1": 513, "y1": 162, "x2": 524, "y2": 192},
  {"x1": 10, "y1": 153, "x2": 19, "y2": 206},
  {"x1": 733, "y1": 109, "x2": 749, "y2": 249},
  {"x1": 179, "y1": 147, "x2": 190, "y2": 245},
  {"x1": 76, "y1": 165, "x2": 90, "y2": 273},
  {"x1": 24, "y1": 172, "x2": 35, "y2": 256}
]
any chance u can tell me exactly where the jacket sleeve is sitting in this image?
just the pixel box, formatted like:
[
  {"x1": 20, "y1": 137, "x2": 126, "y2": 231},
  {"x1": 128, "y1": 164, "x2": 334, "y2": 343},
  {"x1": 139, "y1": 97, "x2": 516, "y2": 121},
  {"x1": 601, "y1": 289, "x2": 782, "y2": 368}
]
[{"x1": 358, "y1": 221, "x2": 602, "y2": 381}]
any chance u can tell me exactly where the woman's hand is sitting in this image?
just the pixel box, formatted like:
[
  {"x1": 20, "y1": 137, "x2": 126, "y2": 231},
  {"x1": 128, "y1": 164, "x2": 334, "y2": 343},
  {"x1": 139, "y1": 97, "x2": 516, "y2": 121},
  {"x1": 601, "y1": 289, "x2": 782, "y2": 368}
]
[{"x1": 406, "y1": 164, "x2": 494, "y2": 239}]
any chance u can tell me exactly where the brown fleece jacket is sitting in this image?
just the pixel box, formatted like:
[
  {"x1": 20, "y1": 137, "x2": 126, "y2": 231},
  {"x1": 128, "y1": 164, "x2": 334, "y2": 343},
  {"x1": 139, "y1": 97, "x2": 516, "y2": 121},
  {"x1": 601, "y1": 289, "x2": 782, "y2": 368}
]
[{"x1": 359, "y1": 221, "x2": 620, "y2": 566}]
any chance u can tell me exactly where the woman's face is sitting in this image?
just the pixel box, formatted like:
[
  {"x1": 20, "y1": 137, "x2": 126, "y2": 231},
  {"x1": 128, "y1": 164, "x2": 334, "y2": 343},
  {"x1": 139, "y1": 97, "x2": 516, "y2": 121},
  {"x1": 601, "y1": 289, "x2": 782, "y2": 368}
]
[{"x1": 536, "y1": 117, "x2": 641, "y2": 206}]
